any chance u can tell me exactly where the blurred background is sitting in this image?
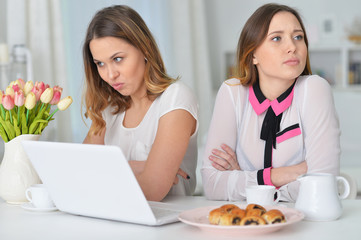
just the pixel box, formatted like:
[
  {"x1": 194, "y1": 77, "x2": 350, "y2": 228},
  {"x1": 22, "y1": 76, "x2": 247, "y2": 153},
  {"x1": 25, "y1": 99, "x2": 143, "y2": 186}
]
[{"x1": 1, "y1": 0, "x2": 361, "y2": 195}]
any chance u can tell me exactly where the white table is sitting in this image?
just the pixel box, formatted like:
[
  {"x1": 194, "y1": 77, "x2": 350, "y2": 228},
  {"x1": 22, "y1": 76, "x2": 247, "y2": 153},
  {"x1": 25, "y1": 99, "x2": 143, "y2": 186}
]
[{"x1": 0, "y1": 196, "x2": 360, "y2": 240}]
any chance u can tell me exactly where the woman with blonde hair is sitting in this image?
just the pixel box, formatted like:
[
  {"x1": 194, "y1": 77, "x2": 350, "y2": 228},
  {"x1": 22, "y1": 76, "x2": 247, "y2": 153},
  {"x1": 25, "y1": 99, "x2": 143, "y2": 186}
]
[
  {"x1": 202, "y1": 3, "x2": 340, "y2": 201},
  {"x1": 82, "y1": 5, "x2": 198, "y2": 201}
]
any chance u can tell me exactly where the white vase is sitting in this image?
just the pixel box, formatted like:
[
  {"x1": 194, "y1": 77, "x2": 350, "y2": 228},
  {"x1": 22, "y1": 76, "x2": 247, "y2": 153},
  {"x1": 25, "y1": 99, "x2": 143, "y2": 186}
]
[{"x1": 0, "y1": 134, "x2": 42, "y2": 204}]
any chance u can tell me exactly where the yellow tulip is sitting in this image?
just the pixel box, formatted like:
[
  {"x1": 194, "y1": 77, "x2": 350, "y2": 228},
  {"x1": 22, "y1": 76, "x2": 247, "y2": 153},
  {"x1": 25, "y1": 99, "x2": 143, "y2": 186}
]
[
  {"x1": 24, "y1": 92, "x2": 37, "y2": 109},
  {"x1": 24, "y1": 81, "x2": 34, "y2": 96},
  {"x1": 15, "y1": 78, "x2": 26, "y2": 89},
  {"x1": 9, "y1": 81, "x2": 16, "y2": 88},
  {"x1": 40, "y1": 88, "x2": 54, "y2": 103},
  {"x1": 5, "y1": 86, "x2": 14, "y2": 98},
  {"x1": 57, "y1": 96, "x2": 73, "y2": 111}
]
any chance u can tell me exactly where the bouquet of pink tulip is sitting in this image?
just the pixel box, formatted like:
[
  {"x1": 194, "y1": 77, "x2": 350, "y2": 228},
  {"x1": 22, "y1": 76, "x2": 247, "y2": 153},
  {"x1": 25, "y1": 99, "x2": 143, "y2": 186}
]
[{"x1": 0, "y1": 78, "x2": 73, "y2": 142}]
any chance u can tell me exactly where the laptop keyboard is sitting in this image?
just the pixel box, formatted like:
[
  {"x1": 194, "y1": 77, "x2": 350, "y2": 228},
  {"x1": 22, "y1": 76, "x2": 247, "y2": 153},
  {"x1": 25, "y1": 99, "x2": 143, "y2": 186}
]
[{"x1": 151, "y1": 207, "x2": 181, "y2": 218}]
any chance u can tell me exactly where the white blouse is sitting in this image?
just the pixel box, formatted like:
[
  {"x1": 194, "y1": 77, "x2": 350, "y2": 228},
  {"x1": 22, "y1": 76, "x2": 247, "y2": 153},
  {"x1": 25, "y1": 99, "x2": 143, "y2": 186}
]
[
  {"x1": 103, "y1": 81, "x2": 199, "y2": 196},
  {"x1": 201, "y1": 75, "x2": 341, "y2": 202}
]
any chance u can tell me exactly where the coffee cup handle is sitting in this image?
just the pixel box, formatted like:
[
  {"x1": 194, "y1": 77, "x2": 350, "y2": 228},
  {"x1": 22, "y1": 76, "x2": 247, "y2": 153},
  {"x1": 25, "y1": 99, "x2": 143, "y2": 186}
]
[
  {"x1": 337, "y1": 176, "x2": 350, "y2": 199},
  {"x1": 25, "y1": 188, "x2": 33, "y2": 202},
  {"x1": 274, "y1": 189, "x2": 281, "y2": 203}
]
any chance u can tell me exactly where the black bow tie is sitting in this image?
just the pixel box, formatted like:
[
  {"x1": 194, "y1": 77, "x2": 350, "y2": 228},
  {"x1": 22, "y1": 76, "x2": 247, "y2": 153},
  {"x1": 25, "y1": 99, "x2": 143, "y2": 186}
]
[{"x1": 260, "y1": 108, "x2": 282, "y2": 149}]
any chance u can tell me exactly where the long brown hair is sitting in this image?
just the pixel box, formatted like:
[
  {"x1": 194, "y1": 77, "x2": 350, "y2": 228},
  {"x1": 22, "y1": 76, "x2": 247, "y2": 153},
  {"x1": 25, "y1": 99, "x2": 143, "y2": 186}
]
[
  {"x1": 82, "y1": 5, "x2": 176, "y2": 135},
  {"x1": 235, "y1": 3, "x2": 312, "y2": 86}
]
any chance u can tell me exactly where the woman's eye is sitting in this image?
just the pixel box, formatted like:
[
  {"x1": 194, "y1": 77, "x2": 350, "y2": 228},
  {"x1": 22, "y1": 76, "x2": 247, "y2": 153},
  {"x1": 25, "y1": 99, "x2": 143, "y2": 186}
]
[
  {"x1": 294, "y1": 35, "x2": 304, "y2": 40},
  {"x1": 272, "y1": 36, "x2": 281, "y2": 42},
  {"x1": 114, "y1": 57, "x2": 123, "y2": 62},
  {"x1": 96, "y1": 62, "x2": 104, "y2": 67}
]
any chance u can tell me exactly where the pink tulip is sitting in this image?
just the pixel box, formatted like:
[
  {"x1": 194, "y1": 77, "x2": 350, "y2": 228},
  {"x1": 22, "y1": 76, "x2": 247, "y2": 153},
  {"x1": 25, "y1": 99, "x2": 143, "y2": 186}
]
[
  {"x1": 53, "y1": 85, "x2": 63, "y2": 93},
  {"x1": 31, "y1": 81, "x2": 48, "y2": 101},
  {"x1": 50, "y1": 86, "x2": 62, "y2": 105},
  {"x1": 31, "y1": 88, "x2": 41, "y2": 101},
  {"x1": 12, "y1": 84, "x2": 20, "y2": 92},
  {"x1": 2, "y1": 95, "x2": 15, "y2": 110},
  {"x1": 14, "y1": 90, "x2": 25, "y2": 107},
  {"x1": 34, "y1": 81, "x2": 46, "y2": 92},
  {"x1": 31, "y1": 82, "x2": 45, "y2": 101},
  {"x1": 49, "y1": 90, "x2": 61, "y2": 105}
]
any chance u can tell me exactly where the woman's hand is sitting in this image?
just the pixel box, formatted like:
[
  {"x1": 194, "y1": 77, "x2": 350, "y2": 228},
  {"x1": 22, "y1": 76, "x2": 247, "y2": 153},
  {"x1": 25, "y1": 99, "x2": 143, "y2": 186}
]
[
  {"x1": 271, "y1": 161, "x2": 308, "y2": 187},
  {"x1": 209, "y1": 144, "x2": 240, "y2": 171},
  {"x1": 173, "y1": 168, "x2": 190, "y2": 185}
]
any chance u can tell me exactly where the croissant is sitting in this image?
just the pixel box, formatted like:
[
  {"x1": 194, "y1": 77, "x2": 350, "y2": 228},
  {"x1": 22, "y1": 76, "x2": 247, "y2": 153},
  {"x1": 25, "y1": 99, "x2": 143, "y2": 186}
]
[
  {"x1": 220, "y1": 204, "x2": 240, "y2": 213},
  {"x1": 240, "y1": 215, "x2": 267, "y2": 225},
  {"x1": 262, "y1": 209, "x2": 286, "y2": 224},
  {"x1": 245, "y1": 204, "x2": 266, "y2": 214},
  {"x1": 208, "y1": 208, "x2": 225, "y2": 225},
  {"x1": 246, "y1": 204, "x2": 266, "y2": 216},
  {"x1": 246, "y1": 208, "x2": 265, "y2": 217},
  {"x1": 230, "y1": 208, "x2": 246, "y2": 219},
  {"x1": 219, "y1": 213, "x2": 243, "y2": 225}
]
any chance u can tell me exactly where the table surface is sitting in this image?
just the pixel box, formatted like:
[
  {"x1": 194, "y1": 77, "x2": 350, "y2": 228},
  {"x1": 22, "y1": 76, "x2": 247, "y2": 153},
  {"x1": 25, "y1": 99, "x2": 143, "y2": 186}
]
[{"x1": 0, "y1": 196, "x2": 360, "y2": 240}]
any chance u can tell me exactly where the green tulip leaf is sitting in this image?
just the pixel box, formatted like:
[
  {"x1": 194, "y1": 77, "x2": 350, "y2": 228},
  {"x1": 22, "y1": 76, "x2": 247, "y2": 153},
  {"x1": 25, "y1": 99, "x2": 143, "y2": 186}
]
[
  {"x1": 12, "y1": 116, "x2": 21, "y2": 137},
  {"x1": 29, "y1": 119, "x2": 49, "y2": 134},
  {"x1": 21, "y1": 112, "x2": 28, "y2": 134},
  {"x1": 0, "y1": 117, "x2": 14, "y2": 140},
  {"x1": 0, "y1": 124, "x2": 9, "y2": 142},
  {"x1": 4, "y1": 121, "x2": 15, "y2": 140}
]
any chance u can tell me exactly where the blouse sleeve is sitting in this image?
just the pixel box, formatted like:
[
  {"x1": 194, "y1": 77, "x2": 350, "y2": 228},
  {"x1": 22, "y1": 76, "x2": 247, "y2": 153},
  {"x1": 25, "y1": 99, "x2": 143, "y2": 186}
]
[
  {"x1": 299, "y1": 76, "x2": 341, "y2": 174},
  {"x1": 201, "y1": 81, "x2": 259, "y2": 201},
  {"x1": 159, "y1": 81, "x2": 198, "y2": 123},
  {"x1": 283, "y1": 76, "x2": 341, "y2": 201}
]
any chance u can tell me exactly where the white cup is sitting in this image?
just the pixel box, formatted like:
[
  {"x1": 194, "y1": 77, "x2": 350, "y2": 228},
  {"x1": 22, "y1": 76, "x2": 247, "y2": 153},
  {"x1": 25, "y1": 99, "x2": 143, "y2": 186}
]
[
  {"x1": 25, "y1": 184, "x2": 55, "y2": 209},
  {"x1": 246, "y1": 185, "x2": 281, "y2": 206}
]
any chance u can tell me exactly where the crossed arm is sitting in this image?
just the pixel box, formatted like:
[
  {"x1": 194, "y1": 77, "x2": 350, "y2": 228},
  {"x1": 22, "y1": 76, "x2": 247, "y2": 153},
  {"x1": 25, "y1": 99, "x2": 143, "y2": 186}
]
[{"x1": 209, "y1": 144, "x2": 307, "y2": 187}]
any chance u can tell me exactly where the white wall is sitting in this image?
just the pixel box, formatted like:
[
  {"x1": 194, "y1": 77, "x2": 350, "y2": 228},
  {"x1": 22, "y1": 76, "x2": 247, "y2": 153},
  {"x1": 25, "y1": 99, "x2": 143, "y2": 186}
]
[{"x1": 0, "y1": 0, "x2": 6, "y2": 43}]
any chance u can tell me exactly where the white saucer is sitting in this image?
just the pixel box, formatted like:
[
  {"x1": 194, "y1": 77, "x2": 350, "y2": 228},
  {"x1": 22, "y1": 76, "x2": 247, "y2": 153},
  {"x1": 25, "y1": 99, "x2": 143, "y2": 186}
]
[{"x1": 21, "y1": 202, "x2": 58, "y2": 212}]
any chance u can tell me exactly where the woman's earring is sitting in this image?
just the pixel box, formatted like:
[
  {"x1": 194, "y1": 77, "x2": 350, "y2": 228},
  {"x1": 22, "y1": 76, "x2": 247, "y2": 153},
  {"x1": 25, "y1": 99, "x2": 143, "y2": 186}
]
[{"x1": 144, "y1": 57, "x2": 148, "y2": 62}]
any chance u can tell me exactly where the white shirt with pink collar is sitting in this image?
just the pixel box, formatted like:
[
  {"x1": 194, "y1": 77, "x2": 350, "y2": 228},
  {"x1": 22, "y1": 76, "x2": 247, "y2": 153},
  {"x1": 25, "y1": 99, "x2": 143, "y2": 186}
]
[{"x1": 202, "y1": 75, "x2": 340, "y2": 202}]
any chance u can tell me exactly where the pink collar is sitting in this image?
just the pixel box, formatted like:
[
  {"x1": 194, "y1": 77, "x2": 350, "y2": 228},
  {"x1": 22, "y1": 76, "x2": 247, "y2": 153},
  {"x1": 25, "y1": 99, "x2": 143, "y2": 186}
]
[{"x1": 249, "y1": 82, "x2": 295, "y2": 116}]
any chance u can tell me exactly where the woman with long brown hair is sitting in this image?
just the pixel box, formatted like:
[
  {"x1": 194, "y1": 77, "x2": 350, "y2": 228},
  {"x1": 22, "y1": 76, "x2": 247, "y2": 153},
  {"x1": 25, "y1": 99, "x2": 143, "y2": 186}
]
[
  {"x1": 82, "y1": 5, "x2": 198, "y2": 201},
  {"x1": 202, "y1": 3, "x2": 340, "y2": 201}
]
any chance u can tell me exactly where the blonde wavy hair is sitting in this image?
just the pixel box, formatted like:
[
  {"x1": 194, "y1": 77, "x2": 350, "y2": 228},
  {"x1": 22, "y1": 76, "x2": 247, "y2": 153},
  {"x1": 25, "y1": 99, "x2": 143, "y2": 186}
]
[
  {"x1": 233, "y1": 3, "x2": 312, "y2": 86},
  {"x1": 82, "y1": 5, "x2": 176, "y2": 135}
]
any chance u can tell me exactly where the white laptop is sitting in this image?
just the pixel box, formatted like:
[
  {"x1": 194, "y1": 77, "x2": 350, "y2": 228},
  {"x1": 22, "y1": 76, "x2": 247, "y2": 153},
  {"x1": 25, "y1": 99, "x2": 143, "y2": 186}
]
[{"x1": 22, "y1": 140, "x2": 186, "y2": 226}]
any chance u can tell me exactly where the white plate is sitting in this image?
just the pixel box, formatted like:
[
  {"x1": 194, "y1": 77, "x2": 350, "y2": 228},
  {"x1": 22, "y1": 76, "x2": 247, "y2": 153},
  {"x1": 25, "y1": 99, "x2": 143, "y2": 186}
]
[
  {"x1": 21, "y1": 202, "x2": 58, "y2": 212},
  {"x1": 178, "y1": 205, "x2": 304, "y2": 235}
]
